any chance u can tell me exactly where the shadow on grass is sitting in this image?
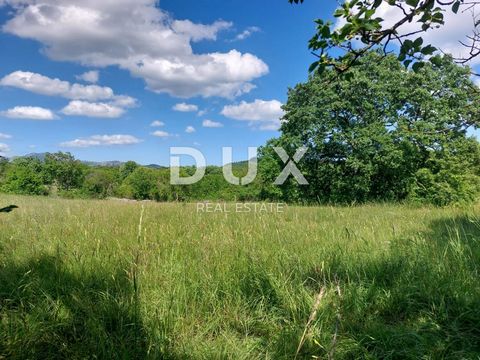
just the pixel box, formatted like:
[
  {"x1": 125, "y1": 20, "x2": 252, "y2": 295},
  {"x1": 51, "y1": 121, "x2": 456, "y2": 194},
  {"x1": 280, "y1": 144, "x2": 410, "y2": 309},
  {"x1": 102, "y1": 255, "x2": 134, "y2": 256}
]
[
  {"x1": 0, "y1": 255, "x2": 147, "y2": 359},
  {"x1": 0, "y1": 205, "x2": 19, "y2": 213},
  {"x1": 290, "y1": 215, "x2": 480, "y2": 359}
]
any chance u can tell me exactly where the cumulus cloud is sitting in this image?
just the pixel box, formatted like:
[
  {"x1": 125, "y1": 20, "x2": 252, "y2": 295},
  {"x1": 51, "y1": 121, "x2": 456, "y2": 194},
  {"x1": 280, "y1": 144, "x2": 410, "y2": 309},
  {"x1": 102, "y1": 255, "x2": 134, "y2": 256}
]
[
  {"x1": 60, "y1": 134, "x2": 142, "y2": 148},
  {"x1": 151, "y1": 130, "x2": 171, "y2": 138},
  {"x1": 0, "y1": 132, "x2": 12, "y2": 139},
  {"x1": 1, "y1": 106, "x2": 56, "y2": 120},
  {"x1": 150, "y1": 120, "x2": 165, "y2": 127},
  {"x1": 185, "y1": 126, "x2": 196, "y2": 133},
  {"x1": 1, "y1": 70, "x2": 136, "y2": 115},
  {"x1": 61, "y1": 101, "x2": 125, "y2": 118},
  {"x1": 76, "y1": 70, "x2": 99, "y2": 83},
  {"x1": 0, "y1": 143, "x2": 10, "y2": 155},
  {"x1": 221, "y1": 99, "x2": 284, "y2": 131},
  {"x1": 231, "y1": 26, "x2": 261, "y2": 41},
  {"x1": 202, "y1": 119, "x2": 223, "y2": 128},
  {"x1": 0, "y1": 71, "x2": 114, "y2": 101},
  {"x1": 1, "y1": 0, "x2": 268, "y2": 98},
  {"x1": 173, "y1": 103, "x2": 198, "y2": 112}
]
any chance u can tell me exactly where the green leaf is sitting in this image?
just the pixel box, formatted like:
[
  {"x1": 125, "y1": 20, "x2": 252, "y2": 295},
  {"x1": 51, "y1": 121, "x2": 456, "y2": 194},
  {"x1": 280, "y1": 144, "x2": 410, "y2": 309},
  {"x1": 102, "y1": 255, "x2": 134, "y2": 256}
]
[
  {"x1": 421, "y1": 45, "x2": 437, "y2": 55},
  {"x1": 365, "y1": 9, "x2": 376, "y2": 18},
  {"x1": 406, "y1": 0, "x2": 420, "y2": 7},
  {"x1": 308, "y1": 61, "x2": 320, "y2": 73},
  {"x1": 413, "y1": 37, "x2": 424, "y2": 49},
  {"x1": 452, "y1": 1, "x2": 460, "y2": 14}
]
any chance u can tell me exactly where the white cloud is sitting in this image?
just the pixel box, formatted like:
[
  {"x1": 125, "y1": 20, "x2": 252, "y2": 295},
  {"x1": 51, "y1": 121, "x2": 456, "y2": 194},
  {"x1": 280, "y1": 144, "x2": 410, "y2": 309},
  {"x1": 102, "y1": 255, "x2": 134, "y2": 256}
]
[
  {"x1": 221, "y1": 99, "x2": 284, "y2": 121},
  {"x1": 76, "y1": 70, "x2": 99, "y2": 83},
  {"x1": 1, "y1": 71, "x2": 137, "y2": 115},
  {"x1": 151, "y1": 130, "x2": 171, "y2": 138},
  {"x1": 0, "y1": 132, "x2": 12, "y2": 139},
  {"x1": 232, "y1": 26, "x2": 261, "y2": 41},
  {"x1": 202, "y1": 119, "x2": 223, "y2": 128},
  {"x1": 221, "y1": 99, "x2": 284, "y2": 131},
  {"x1": 1, "y1": 71, "x2": 114, "y2": 101},
  {"x1": 172, "y1": 20, "x2": 232, "y2": 42},
  {"x1": 1, "y1": 1, "x2": 269, "y2": 98},
  {"x1": 185, "y1": 126, "x2": 196, "y2": 133},
  {"x1": 150, "y1": 120, "x2": 165, "y2": 127},
  {"x1": 61, "y1": 101, "x2": 125, "y2": 118},
  {"x1": 1, "y1": 106, "x2": 56, "y2": 120},
  {"x1": 173, "y1": 102, "x2": 198, "y2": 112},
  {"x1": 0, "y1": 143, "x2": 10, "y2": 155},
  {"x1": 60, "y1": 134, "x2": 142, "y2": 148},
  {"x1": 197, "y1": 109, "x2": 207, "y2": 117},
  {"x1": 110, "y1": 95, "x2": 138, "y2": 108}
]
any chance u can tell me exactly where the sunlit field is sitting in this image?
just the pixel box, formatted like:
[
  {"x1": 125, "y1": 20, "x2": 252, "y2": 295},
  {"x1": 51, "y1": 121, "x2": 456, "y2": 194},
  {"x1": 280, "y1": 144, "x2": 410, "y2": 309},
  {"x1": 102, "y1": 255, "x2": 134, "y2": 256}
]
[{"x1": 1, "y1": 195, "x2": 479, "y2": 359}]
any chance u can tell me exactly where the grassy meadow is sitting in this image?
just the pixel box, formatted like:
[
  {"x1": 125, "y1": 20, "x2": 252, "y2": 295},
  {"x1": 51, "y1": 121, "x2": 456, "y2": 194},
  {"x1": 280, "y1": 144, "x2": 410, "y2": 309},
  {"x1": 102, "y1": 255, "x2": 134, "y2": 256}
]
[{"x1": 0, "y1": 194, "x2": 479, "y2": 359}]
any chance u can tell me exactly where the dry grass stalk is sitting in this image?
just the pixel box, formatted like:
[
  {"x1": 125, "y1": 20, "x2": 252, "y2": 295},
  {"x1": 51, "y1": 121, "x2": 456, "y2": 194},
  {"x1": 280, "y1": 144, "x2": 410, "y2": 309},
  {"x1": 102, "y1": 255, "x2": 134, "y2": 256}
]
[{"x1": 295, "y1": 286, "x2": 326, "y2": 359}]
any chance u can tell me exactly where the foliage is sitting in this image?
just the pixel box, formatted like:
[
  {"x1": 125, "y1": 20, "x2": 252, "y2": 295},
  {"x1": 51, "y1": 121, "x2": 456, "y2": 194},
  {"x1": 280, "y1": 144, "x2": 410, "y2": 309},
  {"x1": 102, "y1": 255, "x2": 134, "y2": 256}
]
[
  {"x1": 119, "y1": 161, "x2": 139, "y2": 180},
  {"x1": 259, "y1": 53, "x2": 480, "y2": 204},
  {"x1": 289, "y1": 0, "x2": 480, "y2": 75},
  {"x1": 0, "y1": 153, "x2": 264, "y2": 202},
  {"x1": 44, "y1": 152, "x2": 86, "y2": 191},
  {"x1": 83, "y1": 167, "x2": 120, "y2": 199},
  {"x1": 118, "y1": 167, "x2": 159, "y2": 200},
  {"x1": 0, "y1": 157, "x2": 48, "y2": 195}
]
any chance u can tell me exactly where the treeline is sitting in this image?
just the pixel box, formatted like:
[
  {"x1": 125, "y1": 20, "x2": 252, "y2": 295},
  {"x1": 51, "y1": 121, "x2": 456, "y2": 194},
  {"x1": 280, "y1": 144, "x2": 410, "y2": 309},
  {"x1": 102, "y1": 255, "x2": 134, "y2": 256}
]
[
  {"x1": 1, "y1": 53, "x2": 479, "y2": 206},
  {"x1": 0, "y1": 153, "x2": 262, "y2": 201}
]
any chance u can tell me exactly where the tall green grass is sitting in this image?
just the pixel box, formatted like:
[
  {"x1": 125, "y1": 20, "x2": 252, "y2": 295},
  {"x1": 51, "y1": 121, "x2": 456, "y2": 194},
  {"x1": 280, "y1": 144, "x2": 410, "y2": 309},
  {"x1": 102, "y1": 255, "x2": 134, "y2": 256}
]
[{"x1": 0, "y1": 195, "x2": 479, "y2": 359}]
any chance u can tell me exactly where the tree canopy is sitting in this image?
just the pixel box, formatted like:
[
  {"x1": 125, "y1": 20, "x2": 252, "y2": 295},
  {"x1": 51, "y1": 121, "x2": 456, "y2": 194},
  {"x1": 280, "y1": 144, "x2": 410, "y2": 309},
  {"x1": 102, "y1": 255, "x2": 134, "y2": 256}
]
[{"x1": 259, "y1": 52, "x2": 480, "y2": 205}]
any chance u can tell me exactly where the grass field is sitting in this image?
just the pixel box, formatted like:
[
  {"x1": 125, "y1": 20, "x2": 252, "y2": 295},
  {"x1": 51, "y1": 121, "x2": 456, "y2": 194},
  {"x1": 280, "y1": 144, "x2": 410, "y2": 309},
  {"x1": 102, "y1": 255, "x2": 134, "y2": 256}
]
[{"x1": 0, "y1": 195, "x2": 479, "y2": 359}]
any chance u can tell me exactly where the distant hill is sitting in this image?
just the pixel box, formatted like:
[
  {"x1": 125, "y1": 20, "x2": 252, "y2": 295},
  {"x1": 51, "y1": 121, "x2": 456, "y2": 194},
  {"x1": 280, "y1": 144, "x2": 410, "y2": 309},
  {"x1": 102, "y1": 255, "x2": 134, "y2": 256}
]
[
  {"x1": 7, "y1": 153, "x2": 243, "y2": 169},
  {"x1": 82, "y1": 160, "x2": 125, "y2": 167},
  {"x1": 10, "y1": 153, "x2": 166, "y2": 168}
]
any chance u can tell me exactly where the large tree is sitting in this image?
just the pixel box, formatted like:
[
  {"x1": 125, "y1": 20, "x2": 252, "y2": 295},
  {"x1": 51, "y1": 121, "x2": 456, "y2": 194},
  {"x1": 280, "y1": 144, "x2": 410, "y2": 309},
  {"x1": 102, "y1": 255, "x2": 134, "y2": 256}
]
[{"x1": 259, "y1": 53, "x2": 480, "y2": 204}]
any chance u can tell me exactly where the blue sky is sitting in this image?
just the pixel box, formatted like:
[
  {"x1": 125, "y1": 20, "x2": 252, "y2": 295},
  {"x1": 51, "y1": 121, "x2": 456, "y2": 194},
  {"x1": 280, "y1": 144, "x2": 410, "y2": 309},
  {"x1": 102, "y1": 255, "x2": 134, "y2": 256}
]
[
  {"x1": 0, "y1": 0, "x2": 478, "y2": 165},
  {"x1": 0, "y1": 0, "x2": 336, "y2": 165}
]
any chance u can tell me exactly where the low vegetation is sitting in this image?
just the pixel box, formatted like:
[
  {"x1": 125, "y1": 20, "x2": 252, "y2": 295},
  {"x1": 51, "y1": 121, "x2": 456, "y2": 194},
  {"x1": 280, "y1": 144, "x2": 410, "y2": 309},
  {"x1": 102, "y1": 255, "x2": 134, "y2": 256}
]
[
  {"x1": 0, "y1": 154, "x2": 260, "y2": 202},
  {"x1": 0, "y1": 195, "x2": 479, "y2": 358}
]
